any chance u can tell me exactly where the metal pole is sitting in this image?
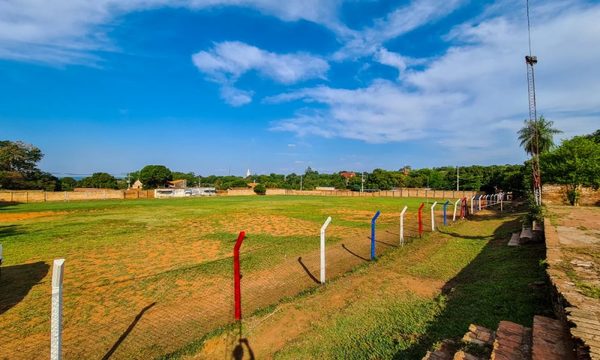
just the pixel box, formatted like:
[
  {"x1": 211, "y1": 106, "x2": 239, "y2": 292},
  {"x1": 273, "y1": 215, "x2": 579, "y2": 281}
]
[
  {"x1": 400, "y1": 206, "x2": 408, "y2": 246},
  {"x1": 233, "y1": 231, "x2": 246, "y2": 321},
  {"x1": 418, "y1": 203, "x2": 424, "y2": 237},
  {"x1": 456, "y1": 166, "x2": 459, "y2": 191},
  {"x1": 51, "y1": 259, "x2": 65, "y2": 360},
  {"x1": 453, "y1": 199, "x2": 461, "y2": 222},
  {"x1": 371, "y1": 211, "x2": 381, "y2": 260},
  {"x1": 443, "y1": 200, "x2": 450, "y2": 226},
  {"x1": 320, "y1": 217, "x2": 332, "y2": 284},
  {"x1": 431, "y1": 202, "x2": 438, "y2": 231}
]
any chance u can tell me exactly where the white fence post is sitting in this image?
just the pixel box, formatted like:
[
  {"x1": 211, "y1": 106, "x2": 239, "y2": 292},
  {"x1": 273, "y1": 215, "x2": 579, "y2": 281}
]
[
  {"x1": 320, "y1": 217, "x2": 332, "y2": 284},
  {"x1": 471, "y1": 196, "x2": 475, "y2": 214},
  {"x1": 51, "y1": 259, "x2": 65, "y2": 360},
  {"x1": 430, "y1": 201, "x2": 438, "y2": 231},
  {"x1": 399, "y1": 206, "x2": 408, "y2": 246},
  {"x1": 500, "y1": 193, "x2": 504, "y2": 212},
  {"x1": 453, "y1": 199, "x2": 461, "y2": 221}
]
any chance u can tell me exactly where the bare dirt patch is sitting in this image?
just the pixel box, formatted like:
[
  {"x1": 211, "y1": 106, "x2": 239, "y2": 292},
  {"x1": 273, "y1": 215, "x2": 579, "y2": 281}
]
[{"x1": 0, "y1": 211, "x2": 67, "y2": 222}]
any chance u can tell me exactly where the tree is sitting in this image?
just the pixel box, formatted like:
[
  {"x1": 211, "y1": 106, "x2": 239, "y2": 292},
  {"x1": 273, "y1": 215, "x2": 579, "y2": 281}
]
[
  {"x1": 254, "y1": 183, "x2": 267, "y2": 195},
  {"x1": 0, "y1": 141, "x2": 42, "y2": 174},
  {"x1": 542, "y1": 136, "x2": 600, "y2": 205},
  {"x1": 171, "y1": 171, "x2": 198, "y2": 187},
  {"x1": 0, "y1": 140, "x2": 58, "y2": 190},
  {"x1": 79, "y1": 172, "x2": 118, "y2": 189},
  {"x1": 60, "y1": 177, "x2": 78, "y2": 191},
  {"x1": 517, "y1": 116, "x2": 562, "y2": 204},
  {"x1": 139, "y1": 165, "x2": 172, "y2": 189}
]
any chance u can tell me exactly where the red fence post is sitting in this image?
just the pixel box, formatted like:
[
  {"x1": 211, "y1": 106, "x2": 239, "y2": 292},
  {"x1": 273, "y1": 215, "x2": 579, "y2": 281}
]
[
  {"x1": 418, "y1": 203, "x2": 425, "y2": 237},
  {"x1": 233, "y1": 231, "x2": 246, "y2": 321}
]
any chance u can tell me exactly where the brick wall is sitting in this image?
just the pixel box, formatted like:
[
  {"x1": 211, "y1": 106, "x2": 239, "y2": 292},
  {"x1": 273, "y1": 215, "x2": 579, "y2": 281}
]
[
  {"x1": 229, "y1": 188, "x2": 478, "y2": 199},
  {"x1": 542, "y1": 184, "x2": 600, "y2": 206},
  {"x1": 0, "y1": 190, "x2": 154, "y2": 203}
]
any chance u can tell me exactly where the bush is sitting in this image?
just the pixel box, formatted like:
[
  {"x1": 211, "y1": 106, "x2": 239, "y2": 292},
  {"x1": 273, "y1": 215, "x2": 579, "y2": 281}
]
[
  {"x1": 254, "y1": 183, "x2": 266, "y2": 195},
  {"x1": 566, "y1": 188, "x2": 581, "y2": 206},
  {"x1": 525, "y1": 192, "x2": 545, "y2": 225}
]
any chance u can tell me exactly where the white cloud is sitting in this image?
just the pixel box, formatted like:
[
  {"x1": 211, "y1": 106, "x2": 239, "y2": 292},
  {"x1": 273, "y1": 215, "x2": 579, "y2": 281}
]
[
  {"x1": 192, "y1": 41, "x2": 329, "y2": 105},
  {"x1": 271, "y1": 1, "x2": 600, "y2": 161},
  {"x1": 333, "y1": 0, "x2": 466, "y2": 60},
  {"x1": 0, "y1": 0, "x2": 346, "y2": 64}
]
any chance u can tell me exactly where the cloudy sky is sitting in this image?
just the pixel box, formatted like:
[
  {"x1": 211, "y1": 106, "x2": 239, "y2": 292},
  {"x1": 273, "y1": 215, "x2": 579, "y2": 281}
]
[{"x1": 1, "y1": 0, "x2": 598, "y2": 176}]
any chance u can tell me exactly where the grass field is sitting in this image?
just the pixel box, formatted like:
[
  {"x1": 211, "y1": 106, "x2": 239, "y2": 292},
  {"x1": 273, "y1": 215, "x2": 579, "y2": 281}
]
[{"x1": 1, "y1": 195, "x2": 443, "y2": 359}]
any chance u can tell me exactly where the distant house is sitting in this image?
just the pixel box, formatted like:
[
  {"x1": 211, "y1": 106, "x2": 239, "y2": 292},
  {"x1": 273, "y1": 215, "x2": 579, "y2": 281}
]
[
  {"x1": 339, "y1": 171, "x2": 356, "y2": 180},
  {"x1": 131, "y1": 180, "x2": 143, "y2": 189},
  {"x1": 167, "y1": 179, "x2": 187, "y2": 189}
]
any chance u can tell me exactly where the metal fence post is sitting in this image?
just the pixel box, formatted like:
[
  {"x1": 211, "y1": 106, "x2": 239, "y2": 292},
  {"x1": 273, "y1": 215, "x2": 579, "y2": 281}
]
[
  {"x1": 233, "y1": 232, "x2": 246, "y2": 321},
  {"x1": 371, "y1": 211, "x2": 381, "y2": 260},
  {"x1": 399, "y1": 206, "x2": 408, "y2": 246},
  {"x1": 430, "y1": 201, "x2": 438, "y2": 231},
  {"x1": 51, "y1": 259, "x2": 65, "y2": 360},
  {"x1": 453, "y1": 199, "x2": 461, "y2": 221},
  {"x1": 320, "y1": 217, "x2": 332, "y2": 284},
  {"x1": 418, "y1": 203, "x2": 424, "y2": 237},
  {"x1": 443, "y1": 200, "x2": 450, "y2": 226}
]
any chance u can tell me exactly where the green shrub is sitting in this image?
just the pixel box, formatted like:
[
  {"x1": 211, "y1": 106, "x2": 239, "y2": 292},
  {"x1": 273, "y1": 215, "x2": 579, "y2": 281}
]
[
  {"x1": 254, "y1": 183, "x2": 266, "y2": 195},
  {"x1": 566, "y1": 188, "x2": 580, "y2": 206}
]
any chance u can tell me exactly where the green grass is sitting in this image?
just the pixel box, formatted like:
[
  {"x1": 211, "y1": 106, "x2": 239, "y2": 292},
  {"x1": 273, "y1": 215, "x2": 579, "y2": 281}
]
[
  {"x1": 2, "y1": 197, "x2": 549, "y2": 359},
  {"x1": 269, "y1": 214, "x2": 552, "y2": 359}
]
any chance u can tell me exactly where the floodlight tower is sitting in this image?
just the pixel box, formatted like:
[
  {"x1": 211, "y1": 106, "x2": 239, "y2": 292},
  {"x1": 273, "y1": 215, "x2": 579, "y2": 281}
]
[{"x1": 525, "y1": 0, "x2": 542, "y2": 205}]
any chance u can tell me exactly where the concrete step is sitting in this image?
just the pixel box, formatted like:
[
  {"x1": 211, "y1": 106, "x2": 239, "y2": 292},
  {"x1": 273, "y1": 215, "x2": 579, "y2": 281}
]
[
  {"x1": 531, "y1": 315, "x2": 576, "y2": 360},
  {"x1": 520, "y1": 228, "x2": 533, "y2": 242},
  {"x1": 508, "y1": 232, "x2": 520, "y2": 247},
  {"x1": 491, "y1": 321, "x2": 532, "y2": 360}
]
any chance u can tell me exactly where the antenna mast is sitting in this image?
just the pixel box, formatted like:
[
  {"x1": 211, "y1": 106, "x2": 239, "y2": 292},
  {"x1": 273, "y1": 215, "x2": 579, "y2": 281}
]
[{"x1": 525, "y1": 0, "x2": 542, "y2": 205}]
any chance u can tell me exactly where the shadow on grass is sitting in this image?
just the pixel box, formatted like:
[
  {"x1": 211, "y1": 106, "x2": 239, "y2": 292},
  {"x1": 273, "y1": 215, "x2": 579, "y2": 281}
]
[
  {"x1": 0, "y1": 224, "x2": 20, "y2": 239},
  {"x1": 394, "y1": 214, "x2": 553, "y2": 359},
  {"x1": 341, "y1": 244, "x2": 370, "y2": 262},
  {"x1": 0, "y1": 261, "x2": 49, "y2": 315},
  {"x1": 102, "y1": 302, "x2": 157, "y2": 360},
  {"x1": 0, "y1": 201, "x2": 18, "y2": 210},
  {"x1": 297, "y1": 257, "x2": 320, "y2": 284}
]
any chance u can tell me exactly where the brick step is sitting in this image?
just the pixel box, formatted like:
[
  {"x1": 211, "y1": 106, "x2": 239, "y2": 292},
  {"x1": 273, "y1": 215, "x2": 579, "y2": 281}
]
[
  {"x1": 491, "y1": 321, "x2": 532, "y2": 360},
  {"x1": 532, "y1": 315, "x2": 576, "y2": 360}
]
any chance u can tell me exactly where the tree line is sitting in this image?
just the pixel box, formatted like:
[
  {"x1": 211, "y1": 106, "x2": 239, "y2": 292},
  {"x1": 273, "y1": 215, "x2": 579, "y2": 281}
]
[{"x1": 2, "y1": 129, "x2": 597, "y2": 198}]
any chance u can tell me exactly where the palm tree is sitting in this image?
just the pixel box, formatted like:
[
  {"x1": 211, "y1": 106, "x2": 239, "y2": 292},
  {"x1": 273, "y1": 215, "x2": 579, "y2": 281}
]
[
  {"x1": 518, "y1": 116, "x2": 561, "y2": 156},
  {"x1": 518, "y1": 116, "x2": 562, "y2": 204}
]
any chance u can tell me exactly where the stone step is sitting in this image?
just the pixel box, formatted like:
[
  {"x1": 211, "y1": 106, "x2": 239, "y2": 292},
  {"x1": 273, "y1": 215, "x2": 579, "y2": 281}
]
[
  {"x1": 532, "y1": 315, "x2": 576, "y2": 360},
  {"x1": 491, "y1": 321, "x2": 532, "y2": 360},
  {"x1": 508, "y1": 232, "x2": 521, "y2": 247}
]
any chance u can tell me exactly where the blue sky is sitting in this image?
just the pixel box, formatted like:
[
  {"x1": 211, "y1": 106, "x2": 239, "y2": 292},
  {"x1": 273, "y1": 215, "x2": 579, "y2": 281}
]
[{"x1": 1, "y1": 0, "x2": 599, "y2": 177}]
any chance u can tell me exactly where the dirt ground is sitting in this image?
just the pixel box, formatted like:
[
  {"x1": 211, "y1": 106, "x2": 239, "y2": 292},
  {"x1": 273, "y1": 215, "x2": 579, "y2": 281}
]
[{"x1": 0, "y1": 211, "x2": 67, "y2": 222}]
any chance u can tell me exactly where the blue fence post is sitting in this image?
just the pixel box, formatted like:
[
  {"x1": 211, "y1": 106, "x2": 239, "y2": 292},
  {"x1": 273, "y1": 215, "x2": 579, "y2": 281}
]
[
  {"x1": 443, "y1": 200, "x2": 450, "y2": 226},
  {"x1": 371, "y1": 210, "x2": 381, "y2": 260}
]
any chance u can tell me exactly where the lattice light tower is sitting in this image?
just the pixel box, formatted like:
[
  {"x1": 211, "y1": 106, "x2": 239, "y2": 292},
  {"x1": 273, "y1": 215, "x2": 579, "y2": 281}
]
[{"x1": 525, "y1": 0, "x2": 542, "y2": 205}]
